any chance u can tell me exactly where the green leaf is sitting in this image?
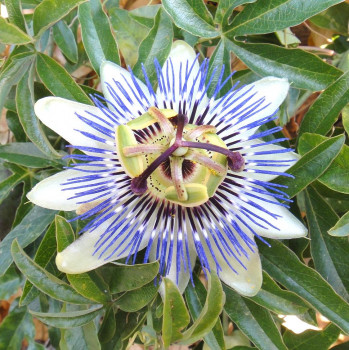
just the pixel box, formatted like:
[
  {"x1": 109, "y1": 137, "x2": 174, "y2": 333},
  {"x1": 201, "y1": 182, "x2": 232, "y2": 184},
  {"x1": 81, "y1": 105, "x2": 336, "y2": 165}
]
[
  {"x1": 310, "y1": 2, "x2": 349, "y2": 36},
  {"x1": 215, "y1": 0, "x2": 257, "y2": 27},
  {"x1": 304, "y1": 186, "x2": 349, "y2": 301},
  {"x1": 0, "y1": 165, "x2": 28, "y2": 204},
  {"x1": 328, "y1": 211, "x2": 349, "y2": 237},
  {"x1": 226, "y1": 0, "x2": 343, "y2": 36},
  {"x1": 298, "y1": 133, "x2": 349, "y2": 194},
  {"x1": 206, "y1": 38, "x2": 232, "y2": 98},
  {"x1": 52, "y1": 20, "x2": 78, "y2": 63},
  {"x1": 98, "y1": 306, "x2": 116, "y2": 344},
  {"x1": 30, "y1": 306, "x2": 103, "y2": 328},
  {"x1": 115, "y1": 281, "x2": 158, "y2": 312},
  {"x1": 0, "y1": 17, "x2": 32, "y2": 44},
  {"x1": 78, "y1": 0, "x2": 120, "y2": 75},
  {"x1": 61, "y1": 318, "x2": 101, "y2": 349},
  {"x1": 343, "y1": 105, "x2": 349, "y2": 135},
  {"x1": 36, "y1": 52, "x2": 92, "y2": 104},
  {"x1": 55, "y1": 214, "x2": 75, "y2": 252},
  {"x1": 0, "y1": 205, "x2": 56, "y2": 276},
  {"x1": 0, "y1": 51, "x2": 34, "y2": 117},
  {"x1": 109, "y1": 7, "x2": 152, "y2": 67},
  {"x1": 249, "y1": 272, "x2": 310, "y2": 315},
  {"x1": 283, "y1": 323, "x2": 340, "y2": 350},
  {"x1": 0, "y1": 305, "x2": 35, "y2": 350},
  {"x1": 33, "y1": 0, "x2": 88, "y2": 37},
  {"x1": 0, "y1": 143, "x2": 62, "y2": 168},
  {"x1": 185, "y1": 274, "x2": 226, "y2": 350},
  {"x1": 133, "y1": 8, "x2": 173, "y2": 85},
  {"x1": 20, "y1": 220, "x2": 57, "y2": 305},
  {"x1": 67, "y1": 272, "x2": 110, "y2": 304},
  {"x1": 259, "y1": 240, "x2": 349, "y2": 334},
  {"x1": 6, "y1": 110, "x2": 27, "y2": 142},
  {"x1": 274, "y1": 134, "x2": 345, "y2": 198},
  {"x1": 16, "y1": 67, "x2": 61, "y2": 158},
  {"x1": 180, "y1": 271, "x2": 225, "y2": 345},
  {"x1": 162, "y1": 0, "x2": 218, "y2": 38},
  {"x1": 100, "y1": 261, "x2": 160, "y2": 293},
  {"x1": 4, "y1": 0, "x2": 27, "y2": 31},
  {"x1": 226, "y1": 40, "x2": 342, "y2": 91},
  {"x1": 299, "y1": 72, "x2": 349, "y2": 137},
  {"x1": 0, "y1": 265, "x2": 21, "y2": 300},
  {"x1": 224, "y1": 285, "x2": 287, "y2": 350},
  {"x1": 11, "y1": 239, "x2": 92, "y2": 304},
  {"x1": 162, "y1": 277, "x2": 190, "y2": 347}
]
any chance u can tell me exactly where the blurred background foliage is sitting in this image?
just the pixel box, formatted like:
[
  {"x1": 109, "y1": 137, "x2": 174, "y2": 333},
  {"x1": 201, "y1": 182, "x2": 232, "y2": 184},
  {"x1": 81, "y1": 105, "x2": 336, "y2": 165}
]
[{"x1": 0, "y1": 0, "x2": 349, "y2": 349}]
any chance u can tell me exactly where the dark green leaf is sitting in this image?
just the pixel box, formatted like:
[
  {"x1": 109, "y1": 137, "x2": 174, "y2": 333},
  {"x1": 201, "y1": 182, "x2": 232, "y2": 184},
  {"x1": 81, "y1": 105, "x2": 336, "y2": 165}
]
[
  {"x1": 162, "y1": 277, "x2": 190, "y2": 347},
  {"x1": 283, "y1": 323, "x2": 340, "y2": 350},
  {"x1": 52, "y1": 20, "x2": 78, "y2": 63},
  {"x1": 0, "y1": 305, "x2": 35, "y2": 350},
  {"x1": 0, "y1": 51, "x2": 34, "y2": 116},
  {"x1": 30, "y1": 306, "x2": 103, "y2": 328},
  {"x1": 227, "y1": 0, "x2": 344, "y2": 36},
  {"x1": 249, "y1": 272, "x2": 310, "y2": 315},
  {"x1": 0, "y1": 143, "x2": 62, "y2": 168},
  {"x1": 298, "y1": 133, "x2": 349, "y2": 194},
  {"x1": 185, "y1": 274, "x2": 226, "y2": 350},
  {"x1": 215, "y1": 0, "x2": 257, "y2": 26},
  {"x1": 36, "y1": 52, "x2": 92, "y2": 104},
  {"x1": 259, "y1": 240, "x2": 349, "y2": 334},
  {"x1": 11, "y1": 239, "x2": 91, "y2": 304},
  {"x1": 4, "y1": 0, "x2": 27, "y2": 31},
  {"x1": 0, "y1": 16, "x2": 32, "y2": 44},
  {"x1": 329, "y1": 211, "x2": 349, "y2": 237},
  {"x1": 20, "y1": 220, "x2": 57, "y2": 306},
  {"x1": 115, "y1": 281, "x2": 158, "y2": 312},
  {"x1": 0, "y1": 165, "x2": 28, "y2": 204},
  {"x1": 133, "y1": 8, "x2": 173, "y2": 85},
  {"x1": 299, "y1": 72, "x2": 349, "y2": 137},
  {"x1": 0, "y1": 265, "x2": 21, "y2": 300},
  {"x1": 274, "y1": 134, "x2": 345, "y2": 197},
  {"x1": 224, "y1": 285, "x2": 287, "y2": 350},
  {"x1": 101, "y1": 261, "x2": 159, "y2": 294},
  {"x1": 310, "y1": 2, "x2": 349, "y2": 36},
  {"x1": 6, "y1": 110, "x2": 27, "y2": 142},
  {"x1": 33, "y1": 0, "x2": 88, "y2": 37},
  {"x1": 78, "y1": 0, "x2": 120, "y2": 75},
  {"x1": 16, "y1": 68, "x2": 61, "y2": 157},
  {"x1": 304, "y1": 186, "x2": 349, "y2": 301},
  {"x1": 206, "y1": 38, "x2": 232, "y2": 98},
  {"x1": 98, "y1": 306, "x2": 116, "y2": 344},
  {"x1": 162, "y1": 0, "x2": 218, "y2": 38},
  {"x1": 226, "y1": 40, "x2": 342, "y2": 91},
  {"x1": 0, "y1": 205, "x2": 56, "y2": 276}
]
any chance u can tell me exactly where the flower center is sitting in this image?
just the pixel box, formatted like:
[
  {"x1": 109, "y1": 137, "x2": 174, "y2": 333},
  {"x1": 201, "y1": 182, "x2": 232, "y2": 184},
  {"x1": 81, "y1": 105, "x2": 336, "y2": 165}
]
[{"x1": 115, "y1": 107, "x2": 244, "y2": 207}]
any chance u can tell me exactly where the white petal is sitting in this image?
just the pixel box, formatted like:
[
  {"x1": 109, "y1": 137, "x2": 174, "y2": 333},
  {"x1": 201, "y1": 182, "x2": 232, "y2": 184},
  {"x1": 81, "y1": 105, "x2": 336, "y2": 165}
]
[
  {"x1": 236, "y1": 189, "x2": 307, "y2": 239},
  {"x1": 56, "y1": 202, "x2": 154, "y2": 273},
  {"x1": 158, "y1": 40, "x2": 208, "y2": 117},
  {"x1": 153, "y1": 233, "x2": 197, "y2": 295},
  {"x1": 27, "y1": 169, "x2": 85, "y2": 211},
  {"x1": 100, "y1": 61, "x2": 151, "y2": 119},
  {"x1": 211, "y1": 77, "x2": 289, "y2": 135},
  {"x1": 242, "y1": 139, "x2": 300, "y2": 181},
  {"x1": 202, "y1": 227, "x2": 262, "y2": 297},
  {"x1": 35, "y1": 97, "x2": 114, "y2": 151}
]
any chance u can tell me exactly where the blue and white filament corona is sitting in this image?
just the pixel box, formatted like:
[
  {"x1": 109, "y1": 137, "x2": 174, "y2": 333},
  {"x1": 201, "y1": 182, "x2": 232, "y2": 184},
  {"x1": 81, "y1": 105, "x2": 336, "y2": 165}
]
[{"x1": 28, "y1": 41, "x2": 307, "y2": 296}]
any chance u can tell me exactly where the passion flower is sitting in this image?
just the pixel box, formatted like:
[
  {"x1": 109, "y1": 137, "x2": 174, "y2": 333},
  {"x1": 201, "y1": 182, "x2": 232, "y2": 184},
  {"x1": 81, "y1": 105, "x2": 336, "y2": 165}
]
[{"x1": 27, "y1": 41, "x2": 307, "y2": 296}]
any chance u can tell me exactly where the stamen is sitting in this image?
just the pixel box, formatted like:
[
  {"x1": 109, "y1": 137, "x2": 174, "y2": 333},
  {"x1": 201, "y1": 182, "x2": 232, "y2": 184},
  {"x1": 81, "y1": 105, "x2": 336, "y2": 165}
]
[
  {"x1": 148, "y1": 107, "x2": 174, "y2": 135},
  {"x1": 185, "y1": 125, "x2": 217, "y2": 140},
  {"x1": 185, "y1": 150, "x2": 226, "y2": 176},
  {"x1": 180, "y1": 141, "x2": 245, "y2": 172},
  {"x1": 123, "y1": 144, "x2": 166, "y2": 157},
  {"x1": 170, "y1": 157, "x2": 188, "y2": 200}
]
